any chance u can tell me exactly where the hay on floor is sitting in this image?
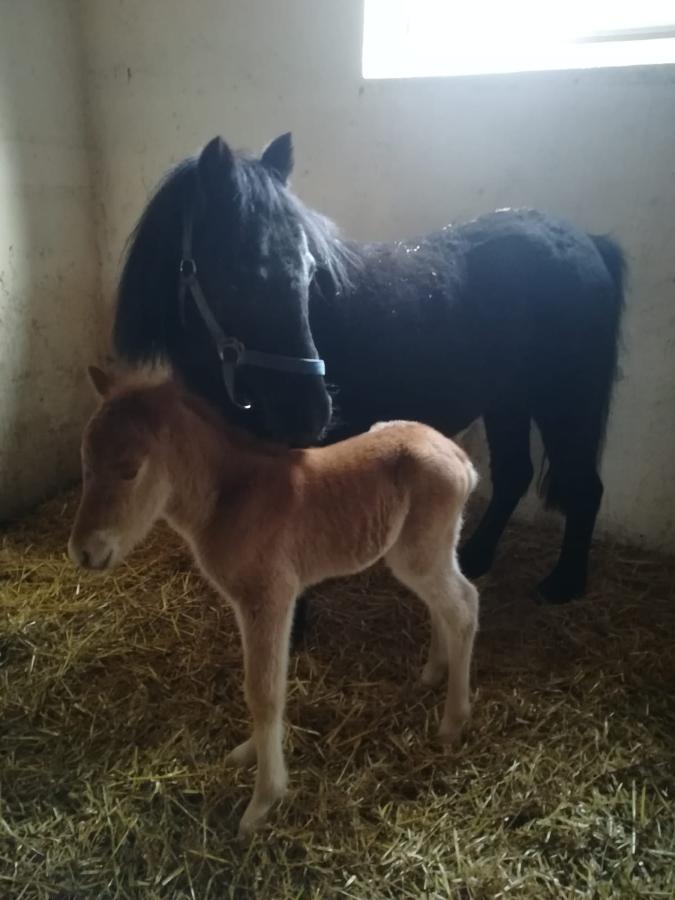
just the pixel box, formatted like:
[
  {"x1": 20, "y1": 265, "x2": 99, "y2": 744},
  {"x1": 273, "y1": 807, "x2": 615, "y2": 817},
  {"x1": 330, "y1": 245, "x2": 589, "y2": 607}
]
[{"x1": 1, "y1": 491, "x2": 674, "y2": 899}]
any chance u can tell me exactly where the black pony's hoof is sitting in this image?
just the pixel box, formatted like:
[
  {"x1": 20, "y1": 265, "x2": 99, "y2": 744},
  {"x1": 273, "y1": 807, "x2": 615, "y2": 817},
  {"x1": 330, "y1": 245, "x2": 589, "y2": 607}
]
[
  {"x1": 536, "y1": 569, "x2": 586, "y2": 605},
  {"x1": 458, "y1": 541, "x2": 494, "y2": 579}
]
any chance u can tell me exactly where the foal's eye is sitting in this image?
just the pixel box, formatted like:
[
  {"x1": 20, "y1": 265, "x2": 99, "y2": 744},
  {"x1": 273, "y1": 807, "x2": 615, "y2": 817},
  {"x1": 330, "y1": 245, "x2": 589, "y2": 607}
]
[{"x1": 119, "y1": 466, "x2": 139, "y2": 482}]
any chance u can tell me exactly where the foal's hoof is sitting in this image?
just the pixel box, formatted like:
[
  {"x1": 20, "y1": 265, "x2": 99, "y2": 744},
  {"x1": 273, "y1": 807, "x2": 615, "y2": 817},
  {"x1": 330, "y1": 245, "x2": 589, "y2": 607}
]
[
  {"x1": 536, "y1": 569, "x2": 586, "y2": 605},
  {"x1": 420, "y1": 661, "x2": 447, "y2": 688},
  {"x1": 237, "y1": 814, "x2": 261, "y2": 841},
  {"x1": 458, "y1": 541, "x2": 494, "y2": 579},
  {"x1": 226, "y1": 738, "x2": 257, "y2": 769},
  {"x1": 439, "y1": 711, "x2": 470, "y2": 745},
  {"x1": 238, "y1": 780, "x2": 288, "y2": 838}
]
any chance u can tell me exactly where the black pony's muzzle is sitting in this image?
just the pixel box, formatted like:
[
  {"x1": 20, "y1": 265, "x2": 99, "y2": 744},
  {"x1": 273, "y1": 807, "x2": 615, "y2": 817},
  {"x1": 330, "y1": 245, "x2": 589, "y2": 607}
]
[{"x1": 252, "y1": 371, "x2": 332, "y2": 446}]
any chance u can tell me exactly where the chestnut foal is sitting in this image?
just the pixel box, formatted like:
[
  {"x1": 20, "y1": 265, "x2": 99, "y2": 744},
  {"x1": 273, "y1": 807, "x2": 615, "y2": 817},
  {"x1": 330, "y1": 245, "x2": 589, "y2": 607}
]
[{"x1": 69, "y1": 367, "x2": 479, "y2": 836}]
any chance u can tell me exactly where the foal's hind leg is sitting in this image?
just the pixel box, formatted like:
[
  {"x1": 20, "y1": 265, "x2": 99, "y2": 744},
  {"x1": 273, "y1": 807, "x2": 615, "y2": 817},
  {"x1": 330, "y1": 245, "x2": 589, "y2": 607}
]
[
  {"x1": 432, "y1": 570, "x2": 478, "y2": 741},
  {"x1": 388, "y1": 552, "x2": 479, "y2": 742},
  {"x1": 460, "y1": 408, "x2": 533, "y2": 578},
  {"x1": 421, "y1": 607, "x2": 449, "y2": 687}
]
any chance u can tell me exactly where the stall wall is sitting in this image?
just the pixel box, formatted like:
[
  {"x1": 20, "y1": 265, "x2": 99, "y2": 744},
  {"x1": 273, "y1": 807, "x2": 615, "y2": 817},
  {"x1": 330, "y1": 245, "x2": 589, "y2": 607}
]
[{"x1": 0, "y1": 0, "x2": 102, "y2": 520}]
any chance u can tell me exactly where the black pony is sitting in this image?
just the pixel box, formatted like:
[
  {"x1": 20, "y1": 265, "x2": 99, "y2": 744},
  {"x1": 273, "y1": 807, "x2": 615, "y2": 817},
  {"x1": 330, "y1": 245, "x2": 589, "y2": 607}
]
[{"x1": 114, "y1": 133, "x2": 625, "y2": 631}]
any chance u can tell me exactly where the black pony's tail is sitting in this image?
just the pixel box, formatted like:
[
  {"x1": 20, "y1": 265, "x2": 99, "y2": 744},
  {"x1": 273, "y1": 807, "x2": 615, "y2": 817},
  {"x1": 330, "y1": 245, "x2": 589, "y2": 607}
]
[
  {"x1": 591, "y1": 233, "x2": 628, "y2": 304},
  {"x1": 538, "y1": 233, "x2": 627, "y2": 509},
  {"x1": 587, "y1": 235, "x2": 627, "y2": 443}
]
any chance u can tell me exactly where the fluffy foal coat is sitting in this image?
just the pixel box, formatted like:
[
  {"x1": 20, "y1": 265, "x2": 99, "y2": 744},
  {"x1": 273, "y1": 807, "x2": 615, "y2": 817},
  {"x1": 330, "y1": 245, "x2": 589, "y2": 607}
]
[{"x1": 69, "y1": 367, "x2": 479, "y2": 836}]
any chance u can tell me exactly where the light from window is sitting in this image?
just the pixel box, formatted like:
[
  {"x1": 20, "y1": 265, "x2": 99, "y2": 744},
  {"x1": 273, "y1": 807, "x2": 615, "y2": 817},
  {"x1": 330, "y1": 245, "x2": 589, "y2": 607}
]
[{"x1": 363, "y1": 0, "x2": 675, "y2": 79}]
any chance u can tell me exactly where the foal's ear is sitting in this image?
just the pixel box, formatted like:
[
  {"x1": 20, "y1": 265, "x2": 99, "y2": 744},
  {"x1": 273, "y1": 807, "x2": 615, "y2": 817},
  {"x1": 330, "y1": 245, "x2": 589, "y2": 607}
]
[
  {"x1": 87, "y1": 365, "x2": 112, "y2": 398},
  {"x1": 197, "y1": 136, "x2": 235, "y2": 194},
  {"x1": 260, "y1": 132, "x2": 293, "y2": 184}
]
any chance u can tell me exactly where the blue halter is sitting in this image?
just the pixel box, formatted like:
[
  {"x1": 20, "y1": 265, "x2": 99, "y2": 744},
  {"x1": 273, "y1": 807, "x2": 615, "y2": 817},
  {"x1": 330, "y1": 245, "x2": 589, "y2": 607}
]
[{"x1": 179, "y1": 217, "x2": 325, "y2": 410}]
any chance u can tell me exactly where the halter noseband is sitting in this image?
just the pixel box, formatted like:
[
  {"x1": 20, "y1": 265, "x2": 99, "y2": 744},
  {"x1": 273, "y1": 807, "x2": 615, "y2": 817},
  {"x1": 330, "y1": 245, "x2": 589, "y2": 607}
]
[{"x1": 179, "y1": 217, "x2": 326, "y2": 410}]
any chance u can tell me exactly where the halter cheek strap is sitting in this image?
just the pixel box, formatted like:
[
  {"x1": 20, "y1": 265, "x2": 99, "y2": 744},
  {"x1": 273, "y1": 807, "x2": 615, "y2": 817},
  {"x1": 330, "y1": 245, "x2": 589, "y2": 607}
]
[{"x1": 178, "y1": 217, "x2": 325, "y2": 410}]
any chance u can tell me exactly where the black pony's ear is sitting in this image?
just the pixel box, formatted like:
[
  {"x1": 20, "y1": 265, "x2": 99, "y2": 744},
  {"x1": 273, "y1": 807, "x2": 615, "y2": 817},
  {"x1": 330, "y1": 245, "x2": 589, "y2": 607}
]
[
  {"x1": 260, "y1": 132, "x2": 293, "y2": 184},
  {"x1": 197, "y1": 136, "x2": 235, "y2": 195}
]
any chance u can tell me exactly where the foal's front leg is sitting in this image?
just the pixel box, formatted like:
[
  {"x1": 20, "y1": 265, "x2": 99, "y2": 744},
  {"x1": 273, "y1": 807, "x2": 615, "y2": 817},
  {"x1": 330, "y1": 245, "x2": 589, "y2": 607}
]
[{"x1": 229, "y1": 587, "x2": 296, "y2": 837}]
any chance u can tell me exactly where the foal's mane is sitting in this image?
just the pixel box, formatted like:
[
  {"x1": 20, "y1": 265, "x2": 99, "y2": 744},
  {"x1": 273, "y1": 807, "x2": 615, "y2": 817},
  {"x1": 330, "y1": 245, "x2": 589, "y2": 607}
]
[{"x1": 114, "y1": 147, "x2": 357, "y2": 364}]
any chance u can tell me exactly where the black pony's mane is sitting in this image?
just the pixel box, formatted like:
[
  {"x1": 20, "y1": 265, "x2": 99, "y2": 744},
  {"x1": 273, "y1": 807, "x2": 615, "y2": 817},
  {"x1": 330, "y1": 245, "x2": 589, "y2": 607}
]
[{"x1": 115, "y1": 151, "x2": 357, "y2": 362}]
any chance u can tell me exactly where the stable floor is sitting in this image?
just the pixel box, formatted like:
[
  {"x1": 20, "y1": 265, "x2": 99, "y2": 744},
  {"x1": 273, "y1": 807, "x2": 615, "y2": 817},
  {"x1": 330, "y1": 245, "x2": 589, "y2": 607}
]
[{"x1": 1, "y1": 493, "x2": 674, "y2": 898}]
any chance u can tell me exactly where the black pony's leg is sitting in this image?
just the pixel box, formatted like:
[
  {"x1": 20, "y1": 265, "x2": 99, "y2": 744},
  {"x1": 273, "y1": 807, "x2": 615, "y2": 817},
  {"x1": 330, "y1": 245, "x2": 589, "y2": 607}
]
[
  {"x1": 460, "y1": 409, "x2": 533, "y2": 578},
  {"x1": 288, "y1": 418, "x2": 366, "y2": 651},
  {"x1": 537, "y1": 479, "x2": 603, "y2": 604},
  {"x1": 290, "y1": 594, "x2": 309, "y2": 650},
  {"x1": 534, "y1": 415, "x2": 604, "y2": 604}
]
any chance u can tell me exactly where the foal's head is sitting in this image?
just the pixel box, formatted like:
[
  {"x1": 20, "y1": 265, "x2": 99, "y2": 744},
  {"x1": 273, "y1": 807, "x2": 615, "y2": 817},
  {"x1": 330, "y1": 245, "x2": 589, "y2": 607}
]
[
  {"x1": 68, "y1": 367, "x2": 171, "y2": 571},
  {"x1": 115, "y1": 133, "x2": 353, "y2": 446}
]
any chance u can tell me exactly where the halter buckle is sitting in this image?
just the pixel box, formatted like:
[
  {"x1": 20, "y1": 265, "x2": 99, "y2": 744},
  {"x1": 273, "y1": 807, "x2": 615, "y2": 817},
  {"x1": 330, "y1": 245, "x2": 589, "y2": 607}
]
[
  {"x1": 179, "y1": 258, "x2": 197, "y2": 278},
  {"x1": 217, "y1": 338, "x2": 245, "y2": 367}
]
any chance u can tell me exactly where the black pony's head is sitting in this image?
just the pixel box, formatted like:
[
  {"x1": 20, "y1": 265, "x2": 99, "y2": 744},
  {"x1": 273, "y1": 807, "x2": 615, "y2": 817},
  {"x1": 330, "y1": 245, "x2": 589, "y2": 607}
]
[{"x1": 114, "y1": 133, "x2": 352, "y2": 445}]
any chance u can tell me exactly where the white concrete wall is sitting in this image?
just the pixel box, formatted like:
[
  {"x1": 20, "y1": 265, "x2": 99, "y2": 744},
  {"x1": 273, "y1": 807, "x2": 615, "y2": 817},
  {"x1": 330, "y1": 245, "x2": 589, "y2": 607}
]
[
  {"x1": 6, "y1": 0, "x2": 673, "y2": 547},
  {"x1": 0, "y1": 0, "x2": 102, "y2": 520}
]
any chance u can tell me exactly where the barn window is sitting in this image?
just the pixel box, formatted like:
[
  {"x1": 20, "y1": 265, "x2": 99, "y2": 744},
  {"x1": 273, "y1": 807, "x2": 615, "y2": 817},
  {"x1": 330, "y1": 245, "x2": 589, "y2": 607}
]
[{"x1": 362, "y1": 0, "x2": 675, "y2": 79}]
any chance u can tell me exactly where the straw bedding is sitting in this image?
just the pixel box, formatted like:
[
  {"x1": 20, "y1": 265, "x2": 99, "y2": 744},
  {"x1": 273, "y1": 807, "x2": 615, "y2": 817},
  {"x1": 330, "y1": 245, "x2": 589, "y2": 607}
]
[{"x1": 1, "y1": 491, "x2": 674, "y2": 899}]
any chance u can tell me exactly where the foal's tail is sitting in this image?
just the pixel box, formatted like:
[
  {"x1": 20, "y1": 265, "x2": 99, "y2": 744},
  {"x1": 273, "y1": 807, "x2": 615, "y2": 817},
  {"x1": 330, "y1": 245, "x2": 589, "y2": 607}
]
[{"x1": 464, "y1": 456, "x2": 480, "y2": 498}]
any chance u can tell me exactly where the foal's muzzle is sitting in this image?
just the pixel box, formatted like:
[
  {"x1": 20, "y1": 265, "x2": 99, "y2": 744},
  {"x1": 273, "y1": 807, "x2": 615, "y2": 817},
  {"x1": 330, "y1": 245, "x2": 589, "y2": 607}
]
[{"x1": 68, "y1": 531, "x2": 118, "y2": 570}]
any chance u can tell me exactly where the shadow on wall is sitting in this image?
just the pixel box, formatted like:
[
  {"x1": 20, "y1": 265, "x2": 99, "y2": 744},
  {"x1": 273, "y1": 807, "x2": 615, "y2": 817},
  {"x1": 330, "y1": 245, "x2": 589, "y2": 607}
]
[{"x1": 0, "y1": 1, "x2": 103, "y2": 522}]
